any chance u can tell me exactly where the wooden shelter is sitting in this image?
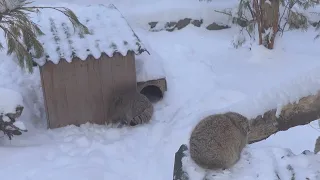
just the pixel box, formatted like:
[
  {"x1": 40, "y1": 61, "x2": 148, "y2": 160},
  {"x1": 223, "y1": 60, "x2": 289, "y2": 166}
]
[
  {"x1": 137, "y1": 78, "x2": 167, "y2": 103},
  {"x1": 33, "y1": 4, "x2": 147, "y2": 129},
  {"x1": 135, "y1": 51, "x2": 168, "y2": 103}
]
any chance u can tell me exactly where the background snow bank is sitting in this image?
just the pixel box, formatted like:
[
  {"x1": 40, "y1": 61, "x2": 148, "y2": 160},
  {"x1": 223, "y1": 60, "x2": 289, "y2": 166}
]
[{"x1": 33, "y1": 0, "x2": 239, "y2": 30}]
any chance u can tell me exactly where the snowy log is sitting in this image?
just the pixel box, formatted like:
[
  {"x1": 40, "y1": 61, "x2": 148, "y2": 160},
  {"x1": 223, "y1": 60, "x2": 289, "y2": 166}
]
[
  {"x1": 248, "y1": 90, "x2": 320, "y2": 144},
  {"x1": 173, "y1": 144, "x2": 320, "y2": 180}
]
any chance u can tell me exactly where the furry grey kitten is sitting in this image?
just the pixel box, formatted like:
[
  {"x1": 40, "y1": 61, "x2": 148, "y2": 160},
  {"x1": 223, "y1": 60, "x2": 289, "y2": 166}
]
[
  {"x1": 109, "y1": 91, "x2": 154, "y2": 127},
  {"x1": 189, "y1": 112, "x2": 250, "y2": 170}
]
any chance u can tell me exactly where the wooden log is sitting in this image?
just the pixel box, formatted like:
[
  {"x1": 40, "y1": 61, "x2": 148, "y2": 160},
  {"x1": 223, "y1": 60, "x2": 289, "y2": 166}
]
[{"x1": 249, "y1": 90, "x2": 320, "y2": 144}]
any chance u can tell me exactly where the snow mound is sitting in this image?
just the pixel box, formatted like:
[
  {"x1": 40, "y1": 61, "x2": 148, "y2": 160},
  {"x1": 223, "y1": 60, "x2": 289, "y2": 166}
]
[
  {"x1": 183, "y1": 147, "x2": 320, "y2": 180},
  {"x1": 32, "y1": 3, "x2": 147, "y2": 66},
  {"x1": 136, "y1": 53, "x2": 166, "y2": 82},
  {"x1": 33, "y1": 0, "x2": 239, "y2": 28},
  {"x1": 0, "y1": 87, "x2": 23, "y2": 115},
  {"x1": 135, "y1": 31, "x2": 166, "y2": 82}
]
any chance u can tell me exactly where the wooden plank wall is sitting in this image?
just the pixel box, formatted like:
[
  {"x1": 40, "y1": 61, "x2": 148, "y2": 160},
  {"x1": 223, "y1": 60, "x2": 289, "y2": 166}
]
[{"x1": 40, "y1": 52, "x2": 137, "y2": 129}]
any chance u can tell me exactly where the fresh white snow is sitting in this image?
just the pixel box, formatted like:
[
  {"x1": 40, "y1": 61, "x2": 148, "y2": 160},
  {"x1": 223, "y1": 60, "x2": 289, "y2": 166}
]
[
  {"x1": 0, "y1": 0, "x2": 319, "y2": 180},
  {"x1": 0, "y1": 87, "x2": 23, "y2": 115},
  {"x1": 34, "y1": 0, "x2": 238, "y2": 29},
  {"x1": 135, "y1": 34, "x2": 166, "y2": 82},
  {"x1": 183, "y1": 147, "x2": 320, "y2": 180}
]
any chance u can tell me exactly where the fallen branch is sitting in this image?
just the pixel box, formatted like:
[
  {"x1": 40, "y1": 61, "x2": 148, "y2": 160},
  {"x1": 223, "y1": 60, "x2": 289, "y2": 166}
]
[
  {"x1": 0, "y1": 105, "x2": 27, "y2": 140},
  {"x1": 248, "y1": 91, "x2": 320, "y2": 144}
]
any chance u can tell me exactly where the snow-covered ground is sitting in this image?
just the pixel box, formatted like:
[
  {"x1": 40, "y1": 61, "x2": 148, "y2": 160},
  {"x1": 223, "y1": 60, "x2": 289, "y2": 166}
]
[
  {"x1": 183, "y1": 146, "x2": 320, "y2": 180},
  {"x1": 0, "y1": 0, "x2": 320, "y2": 179}
]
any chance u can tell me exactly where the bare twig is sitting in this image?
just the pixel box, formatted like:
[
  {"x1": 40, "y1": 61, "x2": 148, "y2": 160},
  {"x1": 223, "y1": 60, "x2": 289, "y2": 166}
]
[
  {"x1": 0, "y1": 117, "x2": 27, "y2": 140},
  {"x1": 279, "y1": 1, "x2": 297, "y2": 36},
  {"x1": 246, "y1": 1, "x2": 255, "y2": 19},
  {"x1": 253, "y1": 0, "x2": 263, "y2": 45}
]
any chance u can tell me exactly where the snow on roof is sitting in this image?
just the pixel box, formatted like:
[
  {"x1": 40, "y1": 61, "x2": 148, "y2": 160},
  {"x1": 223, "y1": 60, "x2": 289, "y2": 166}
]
[
  {"x1": 135, "y1": 43, "x2": 166, "y2": 82},
  {"x1": 136, "y1": 54, "x2": 166, "y2": 82},
  {"x1": 32, "y1": 4, "x2": 147, "y2": 66},
  {"x1": 133, "y1": 30, "x2": 166, "y2": 81}
]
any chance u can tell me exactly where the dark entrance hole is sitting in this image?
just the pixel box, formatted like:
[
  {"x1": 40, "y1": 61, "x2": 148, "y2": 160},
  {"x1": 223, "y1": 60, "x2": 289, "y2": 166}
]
[{"x1": 140, "y1": 85, "x2": 163, "y2": 103}]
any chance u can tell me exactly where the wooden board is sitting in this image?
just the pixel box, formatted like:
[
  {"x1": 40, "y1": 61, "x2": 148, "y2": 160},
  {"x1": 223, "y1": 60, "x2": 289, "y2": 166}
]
[{"x1": 40, "y1": 52, "x2": 137, "y2": 129}]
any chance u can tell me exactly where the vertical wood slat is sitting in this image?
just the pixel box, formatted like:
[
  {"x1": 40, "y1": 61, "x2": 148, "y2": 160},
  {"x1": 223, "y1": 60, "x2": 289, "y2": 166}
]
[
  {"x1": 74, "y1": 58, "x2": 91, "y2": 124},
  {"x1": 40, "y1": 52, "x2": 136, "y2": 129},
  {"x1": 99, "y1": 53, "x2": 114, "y2": 125},
  {"x1": 87, "y1": 56, "x2": 105, "y2": 125},
  {"x1": 106, "y1": 52, "x2": 138, "y2": 117},
  {"x1": 62, "y1": 59, "x2": 79, "y2": 126},
  {"x1": 55, "y1": 61, "x2": 70, "y2": 127},
  {"x1": 124, "y1": 51, "x2": 137, "y2": 91},
  {"x1": 112, "y1": 52, "x2": 137, "y2": 94}
]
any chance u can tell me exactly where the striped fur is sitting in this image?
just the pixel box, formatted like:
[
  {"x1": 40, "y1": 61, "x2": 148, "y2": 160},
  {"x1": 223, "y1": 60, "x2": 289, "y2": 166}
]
[{"x1": 109, "y1": 91, "x2": 154, "y2": 127}]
